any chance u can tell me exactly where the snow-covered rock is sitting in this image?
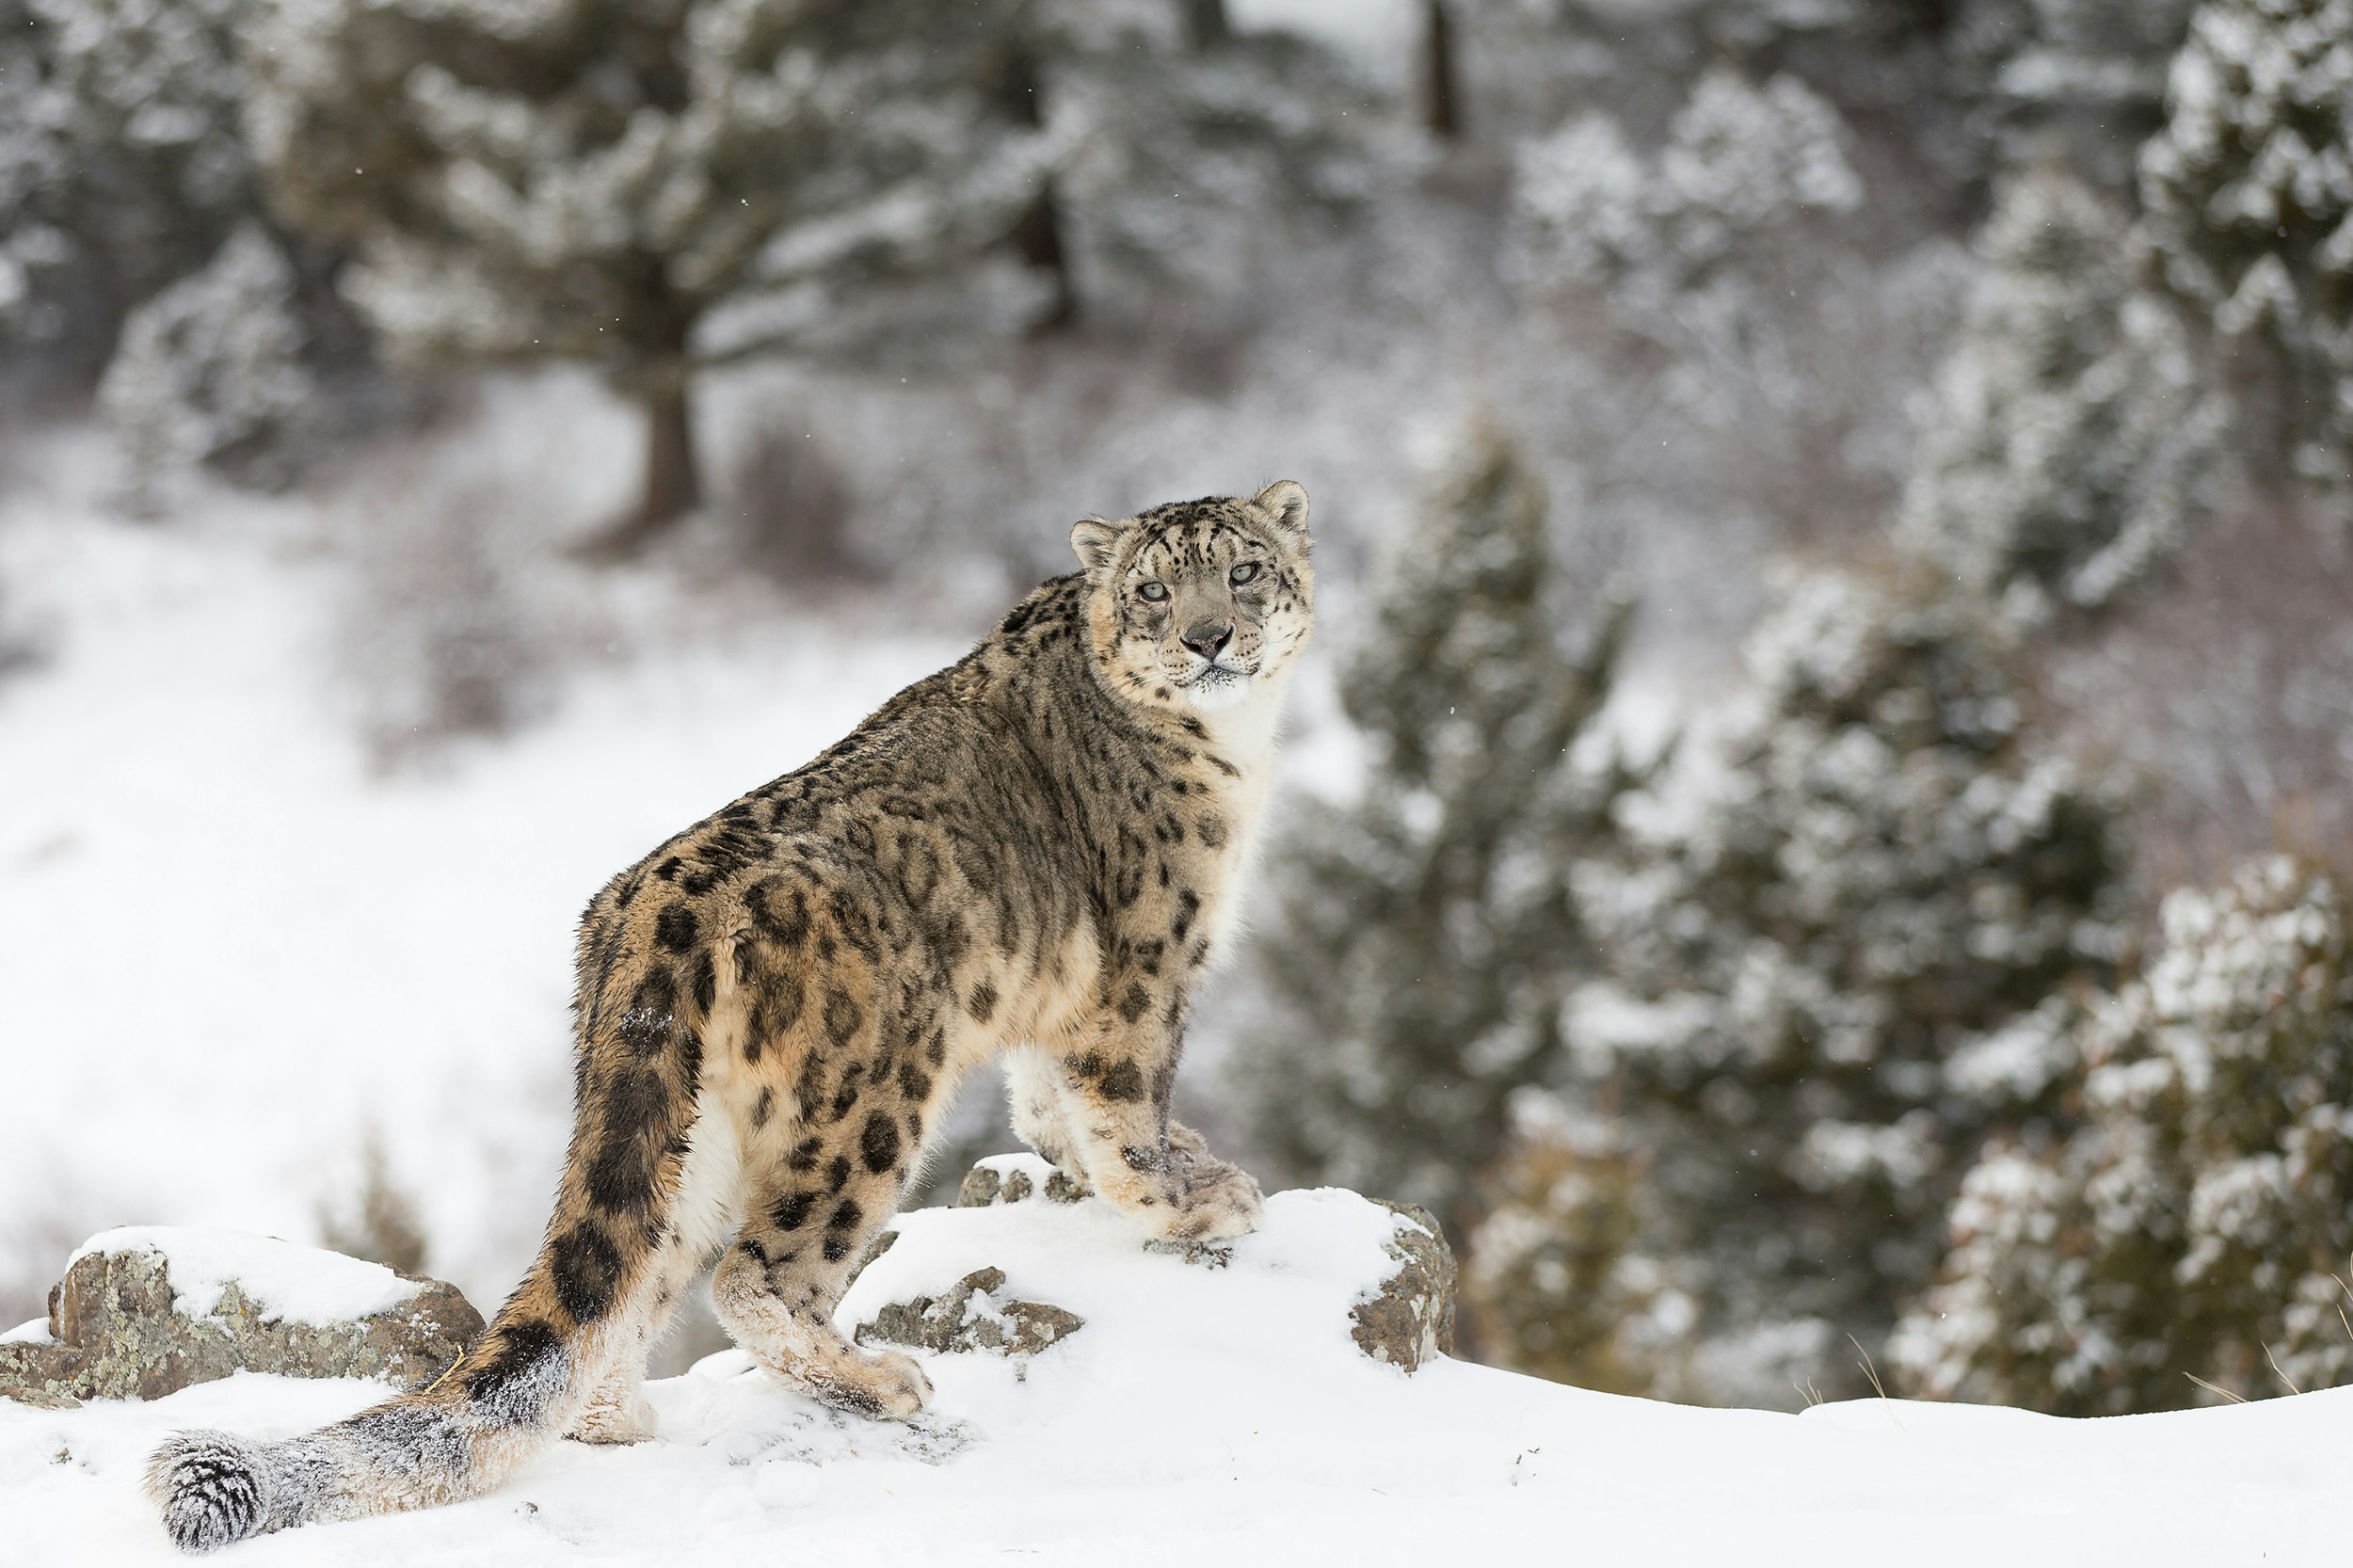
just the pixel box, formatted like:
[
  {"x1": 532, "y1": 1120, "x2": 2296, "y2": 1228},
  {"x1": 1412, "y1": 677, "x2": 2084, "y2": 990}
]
[
  {"x1": 0, "y1": 1229, "x2": 482, "y2": 1410},
  {"x1": 856, "y1": 1159, "x2": 1455, "y2": 1374},
  {"x1": 2, "y1": 1180, "x2": 2351, "y2": 1563}
]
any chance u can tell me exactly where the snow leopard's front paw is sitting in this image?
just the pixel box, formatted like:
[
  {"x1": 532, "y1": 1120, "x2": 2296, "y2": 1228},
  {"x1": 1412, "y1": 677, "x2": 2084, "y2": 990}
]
[
  {"x1": 839, "y1": 1347, "x2": 934, "y2": 1421},
  {"x1": 1160, "y1": 1153, "x2": 1265, "y2": 1242}
]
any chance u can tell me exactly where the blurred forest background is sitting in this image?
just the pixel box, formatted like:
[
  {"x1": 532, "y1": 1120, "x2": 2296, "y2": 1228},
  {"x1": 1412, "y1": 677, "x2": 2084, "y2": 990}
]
[{"x1": 3, "y1": 0, "x2": 2351, "y2": 1418}]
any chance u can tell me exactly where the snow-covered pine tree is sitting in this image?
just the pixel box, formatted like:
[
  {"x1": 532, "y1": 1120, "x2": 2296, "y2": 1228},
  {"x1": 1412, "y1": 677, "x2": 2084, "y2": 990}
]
[
  {"x1": 98, "y1": 223, "x2": 318, "y2": 503},
  {"x1": 1894, "y1": 857, "x2": 2353, "y2": 1415},
  {"x1": 2139, "y1": 0, "x2": 2353, "y2": 488},
  {"x1": 1240, "y1": 424, "x2": 1633, "y2": 1236},
  {"x1": 1023, "y1": 0, "x2": 1385, "y2": 326},
  {"x1": 1573, "y1": 566, "x2": 2130, "y2": 1403},
  {"x1": 1509, "y1": 65, "x2": 1862, "y2": 316},
  {"x1": 0, "y1": 0, "x2": 260, "y2": 382},
  {"x1": 1464, "y1": 1089, "x2": 1695, "y2": 1396},
  {"x1": 1896, "y1": 164, "x2": 2224, "y2": 620},
  {"x1": 1506, "y1": 64, "x2": 1957, "y2": 546},
  {"x1": 242, "y1": 0, "x2": 1050, "y2": 551},
  {"x1": 1945, "y1": 0, "x2": 2199, "y2": 192}
]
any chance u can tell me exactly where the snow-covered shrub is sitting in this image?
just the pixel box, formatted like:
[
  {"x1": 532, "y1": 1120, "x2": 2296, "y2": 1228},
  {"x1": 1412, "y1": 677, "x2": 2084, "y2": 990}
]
[
  {"x1": 339, "y1": 463, "x2": 552, "y2": 770},
  {"x1": 1574, "y1": 565, "x2": 2131, "y2": 1402},
  {"x1": 1897, "y1": 165, "x2": 2224, "y2": 619},
  {"x1": 97, "y1": 224, "x2": 318, "y2": 502},
  {"x1": 722, "y1": 425, "x2": 863, "y2": 588},
  {"x1": 1465, "y1": 1091, "x2": 1696, "y2": 1396},
  {"x1": 315, "y1": 1128, "x2": 430, "y2": 1276},
  {"x1": 2139, "y1": 0, "x2": 2353, "y2": 487},
  {"x1": 1239, "y1": 424, "x2": 1635, "y2": 1232},
  {"x1": 1895, "y1": 857, "x2": 2353, "y2": 1414}
]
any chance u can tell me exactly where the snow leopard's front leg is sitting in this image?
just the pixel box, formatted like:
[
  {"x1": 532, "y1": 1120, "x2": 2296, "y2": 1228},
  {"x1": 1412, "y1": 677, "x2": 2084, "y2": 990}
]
[{"x1": 1047, "y1": 1001, "x2": 1263, "y2": 1242}]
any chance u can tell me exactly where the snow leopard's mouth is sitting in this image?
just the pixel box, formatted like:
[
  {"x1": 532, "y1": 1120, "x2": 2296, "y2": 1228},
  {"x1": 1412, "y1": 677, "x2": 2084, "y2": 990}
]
[{"x1": 1180, "y1": 660, "x2": 1257, "y2": 709}]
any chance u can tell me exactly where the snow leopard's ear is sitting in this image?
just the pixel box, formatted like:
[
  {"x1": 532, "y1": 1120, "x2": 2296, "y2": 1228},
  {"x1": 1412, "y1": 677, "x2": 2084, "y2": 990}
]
[
  {"x1": 1070, "y1": 515, "x2": 1127, "y2": 575},
  {"x1": 1252, "y1": 480, "x2": 1309, "y2": 541}
]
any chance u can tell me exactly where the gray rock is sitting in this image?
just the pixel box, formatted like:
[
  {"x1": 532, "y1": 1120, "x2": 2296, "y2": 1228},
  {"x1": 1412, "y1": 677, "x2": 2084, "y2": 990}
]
[
  {"x1": 854, "y1": 1267, "x2": 1083, "y2": 1358},
  {"x1": 926, "y1": 1162, "x2": 1456, "y2": 1374},
  {"x1": 0, "y1": 1240, "x2": 483, "y2": 1409},
  {"x1": 1350, "y1": 1202, "x2": 1457, "y2": 1373}
]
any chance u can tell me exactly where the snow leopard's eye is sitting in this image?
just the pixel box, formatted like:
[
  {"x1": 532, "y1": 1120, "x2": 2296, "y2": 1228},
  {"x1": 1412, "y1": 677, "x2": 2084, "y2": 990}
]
[
  {"x1": 1229, "y1": 562, "x2": 1261, "y2": 586},
  {"x1": 1137, "y1": 581, "x2": 1169, "y2": 602}
]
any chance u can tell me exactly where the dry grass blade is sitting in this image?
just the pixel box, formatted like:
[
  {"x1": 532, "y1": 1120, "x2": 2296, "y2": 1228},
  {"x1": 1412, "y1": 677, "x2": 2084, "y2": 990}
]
[
  {"x1": 1792, "y1": 1376, "x2": 1825, "y2": 1408},
  {"x1": 2185, "y1": 1372, "x2": 2248, "y2": 1404},
  {"x1": 1848, "y1": 1333, "x2": 1889, "y2": 1401},
  {"x1": 2265, "y1": 1343, "x2": 2302, "y2": 1396}
]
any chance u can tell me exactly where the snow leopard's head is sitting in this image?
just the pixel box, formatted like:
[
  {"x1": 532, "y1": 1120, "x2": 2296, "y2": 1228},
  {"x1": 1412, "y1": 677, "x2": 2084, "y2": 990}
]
[{"x1": 1072, "y1": 481, "x2": 1315, "y2": 714}]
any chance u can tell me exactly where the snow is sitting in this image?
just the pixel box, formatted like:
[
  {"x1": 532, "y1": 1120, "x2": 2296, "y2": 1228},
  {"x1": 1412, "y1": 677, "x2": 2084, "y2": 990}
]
[
  {"x1": 64, "y1": 1229, "x2": 417, "y2": 1328},
  {"x1": 5, "y1": 1178, "x2": 2351, "y2": 1564},
  {"x1": 0, "y1": 412, "x2": 968, "y2": 1317}
]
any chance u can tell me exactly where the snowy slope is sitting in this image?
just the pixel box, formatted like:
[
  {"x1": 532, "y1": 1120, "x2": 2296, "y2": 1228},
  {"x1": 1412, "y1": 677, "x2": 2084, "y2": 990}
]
[{"x1": 2, "y1": 1180, "x2": 2347, "y2": 1567}]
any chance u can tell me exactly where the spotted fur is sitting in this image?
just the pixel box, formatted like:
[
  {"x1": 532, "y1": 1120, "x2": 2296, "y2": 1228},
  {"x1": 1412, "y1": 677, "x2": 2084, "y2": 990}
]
[{"x1": 146, "y1": 481, "x2": 1315, "y2": 1551}]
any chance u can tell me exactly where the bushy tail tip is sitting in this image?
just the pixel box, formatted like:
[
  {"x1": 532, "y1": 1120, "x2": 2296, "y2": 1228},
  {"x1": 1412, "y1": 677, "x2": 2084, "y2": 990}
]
[{"x1": 147, "y1": 1432, "x2": 270, "y2": 1554}]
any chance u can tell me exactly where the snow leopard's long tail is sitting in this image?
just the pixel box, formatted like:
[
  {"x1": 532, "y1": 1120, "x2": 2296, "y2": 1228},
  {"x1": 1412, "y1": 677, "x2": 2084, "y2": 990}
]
[
  {"x1": 146, "y1": 952, "x2": 711, "y2": 1553},
  {"x1": 143, "y1": 1290, "x2": 605, "y2": 1552}
]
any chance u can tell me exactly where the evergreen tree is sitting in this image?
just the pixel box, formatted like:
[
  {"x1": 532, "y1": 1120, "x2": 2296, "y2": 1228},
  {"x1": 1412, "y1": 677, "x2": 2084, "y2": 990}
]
[
  {"x1": 1894, "y1": 857, "x2": 2353, "y2": 1414},
  {"x1": 1241, "y1": 425, "x2": 1633, "y2": 1235},
  {"x1": 1464, "y1": 1090, "x2": 1696, "y2": 1396},
  {"x1": 2139, "y1": 0, "x2": 2353, "y2": 487},
  {"x1": 0, "y1": 0, "x2": 262, "y2": 382},
  {"x1": 1509, "y1": 66, "x2": 1862, "y2": 314},
  {"x1": 1573, "y1": 566, "x2": 2130, "y2": 1402},
  {"x1": 1505, "y1": 63, "x2": 1953, "y2": 546},
  {"x1": 1897, "y1": 164, "x2": 2224, "y2": 619},
  {"x1": 1027, "y1": 0, "x2": 1385, "y2": 326},
  {"x1": 97, "y1": 223, "x2": 318, "y2": 503},
  {"x1": 1945, "y1": 0, "x2": 2198, "y2": 192},
  {"x1": 242, "y1": 0, "x2": 1048, "y2": 550}
]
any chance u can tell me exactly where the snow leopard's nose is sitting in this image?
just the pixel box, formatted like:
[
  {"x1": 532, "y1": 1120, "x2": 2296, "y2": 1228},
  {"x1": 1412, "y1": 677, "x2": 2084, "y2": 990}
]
[{"x1": 1180, "y1": 620, "x2": 1233, "y2": 662}]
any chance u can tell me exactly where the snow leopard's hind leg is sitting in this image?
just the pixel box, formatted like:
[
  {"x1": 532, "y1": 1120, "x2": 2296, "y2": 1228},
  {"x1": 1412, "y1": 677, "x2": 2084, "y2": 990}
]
[
  {"x1": 712, "y1": 1153, "x2": 930, "y2": 1418},
  {"x1": 1003, "y1": 1043, "x2": 1091, "y2": 1189},
  {"x1": 564, "y1": 1092, "x2": 746, "y2": 1445}
]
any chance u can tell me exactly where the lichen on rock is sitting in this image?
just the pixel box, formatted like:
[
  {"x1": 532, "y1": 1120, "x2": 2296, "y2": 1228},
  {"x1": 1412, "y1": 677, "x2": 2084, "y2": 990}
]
[
  {"x1": 854, "y1": 1267, "x2": 1084, "y2": 1358},
  {"x1": 0, "y1": 1231, "x2": 483, "y2": 1409},
  {"x1": 1351, "y1": 1203, "x2": 1457, "y2": 1373}
]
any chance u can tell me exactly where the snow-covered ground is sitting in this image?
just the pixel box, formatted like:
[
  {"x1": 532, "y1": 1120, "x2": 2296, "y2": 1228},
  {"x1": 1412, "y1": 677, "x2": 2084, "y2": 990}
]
[{"x1": 5, "y1": 1176, "x2": 2347, "y2": 1566}]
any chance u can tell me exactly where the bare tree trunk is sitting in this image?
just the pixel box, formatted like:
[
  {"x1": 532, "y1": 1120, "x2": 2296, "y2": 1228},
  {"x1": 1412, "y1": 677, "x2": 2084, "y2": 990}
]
[
  {"x1": 581, "y1": 370, "x2": 702, "y2": 560},
  {"x1": 1014, "y1": 184, "x2": 1079, "y2": 333},
  {"x1": 641, "y1": 376, "x2": 701, "y2": 525},
  {"x1": 1424, "y1": 0, "x2": 1462, "y2": 140},
  {"x1": 1184, "y1": 0, "x2": 1228, "y2": 48},
  {"x1": 999, "y1": 47, "x2": 1078, "y2": 332}
]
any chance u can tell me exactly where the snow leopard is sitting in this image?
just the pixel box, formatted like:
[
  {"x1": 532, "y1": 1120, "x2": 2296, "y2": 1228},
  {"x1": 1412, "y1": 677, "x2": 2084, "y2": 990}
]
[{"x1": 147, "y1": 480, "x2": 1316, "y2": 1551}]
